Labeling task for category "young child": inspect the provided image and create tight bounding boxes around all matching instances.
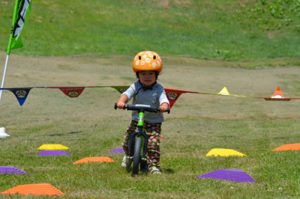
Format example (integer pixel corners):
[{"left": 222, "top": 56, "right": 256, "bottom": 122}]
[{"left": 116, "top": 51, "right": 169, "bottom": 174}]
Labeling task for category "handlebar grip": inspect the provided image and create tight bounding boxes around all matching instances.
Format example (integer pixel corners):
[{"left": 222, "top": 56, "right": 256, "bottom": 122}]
[
  {"left": 115, "top": 103, "right": 170, "bottom": 113},
  {"left": 114, "top": 103, "right": 127, "bottom": 110}
]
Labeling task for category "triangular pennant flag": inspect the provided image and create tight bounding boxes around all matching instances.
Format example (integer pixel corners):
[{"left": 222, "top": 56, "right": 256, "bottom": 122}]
[
  {"left": 54, "top": 87, "right": 85, "bottom": 98},
  {"left": 7, "top": 88, "right": 31, "bottom": 106},
  {"left": 1, "top": 183, "right": 64, "bottom": 196},
  {"left": 165, "top": 89, "right": 183, "bottom": 108},
  {"left": 164, "top": 88, "right": 198, "bottom": 108},
  {"left": 111, "top": 86, "right": 198, "bottom": 108},
  {"left": 218, "top": 87, "right": 230, "bottom": 96},
  {"left": 73, "top": 156, "right": 114, "bottom": 164},
  {"left": 111, "top": 86, "right": 129, "bottom": 94},
  {"left": 206, "top": 148, "right": 246, "bottom": 157},
  {"left": 264, "top": 86, "right": 291, "bottom": 101}
]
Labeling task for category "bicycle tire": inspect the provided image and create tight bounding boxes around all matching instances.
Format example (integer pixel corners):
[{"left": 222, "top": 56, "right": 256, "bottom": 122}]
[
  {"left": 126, "top": 157, "right": 132, "bottom": 172},
  {"left": 132, "top": 136, "right": 142, "bottom": 176}
]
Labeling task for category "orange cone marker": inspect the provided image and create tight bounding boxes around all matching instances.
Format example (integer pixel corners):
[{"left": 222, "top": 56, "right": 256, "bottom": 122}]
[
  {"left": 1, "top": 183, "right": 64, "bottom": 196},
  {"left": 273, "top": 143, "right": 300, "bottom": 152},
  {"left": 264, "top": 86, "right": 291, "bottom": 101},
  {"left": 73, "top": 156, "right": 114, "bottom": 164}
]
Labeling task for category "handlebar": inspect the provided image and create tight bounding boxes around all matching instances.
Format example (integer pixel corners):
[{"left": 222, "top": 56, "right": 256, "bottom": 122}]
[{"left": 114, "top": 103, "right": 170, "bottom": 114}]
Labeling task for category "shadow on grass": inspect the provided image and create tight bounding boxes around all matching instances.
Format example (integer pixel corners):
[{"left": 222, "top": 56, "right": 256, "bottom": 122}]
[
  {"left": 48, "top": 131, "right": 82, "bottom": 136},
  {"left": 162, "top": 168, "right": 175, "bottom": 174}
]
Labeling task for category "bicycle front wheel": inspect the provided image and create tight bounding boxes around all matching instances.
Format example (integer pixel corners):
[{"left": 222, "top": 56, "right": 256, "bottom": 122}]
[{"left": 132, "top": 136, "right": 142, "bottom": 176}]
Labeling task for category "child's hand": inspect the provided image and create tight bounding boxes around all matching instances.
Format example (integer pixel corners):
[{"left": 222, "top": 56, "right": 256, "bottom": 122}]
[
  {"left": 160, "top": 103, "right": 169, "bottom": 112},
  {"left": 116, "top": 94, "right": 128, "bottom": 109},
  {"left": 117, "top": 101, "right": 126, "bottom": 109}
]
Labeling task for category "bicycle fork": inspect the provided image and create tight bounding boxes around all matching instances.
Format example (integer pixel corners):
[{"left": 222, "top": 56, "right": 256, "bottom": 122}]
[
  {"left": 136, "top": 111, "right": 148, "bottom": 163},
  {"left": 128, "top": 128, "right": 149, "bottom": 162}
]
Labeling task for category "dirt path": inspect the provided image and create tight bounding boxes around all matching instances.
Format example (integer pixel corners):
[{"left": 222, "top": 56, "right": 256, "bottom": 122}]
[{"left": 1, "top": 53, "right": 299, "bottom": 98}]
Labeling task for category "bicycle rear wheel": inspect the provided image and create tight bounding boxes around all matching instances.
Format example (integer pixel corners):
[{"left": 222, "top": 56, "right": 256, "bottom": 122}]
[{"left": 132, "top": 136, "right": 142, "bottom": 176}]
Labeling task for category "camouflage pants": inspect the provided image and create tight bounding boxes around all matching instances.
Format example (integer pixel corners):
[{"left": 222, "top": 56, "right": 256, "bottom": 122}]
[{"left": 122, "top": 120, "right": 162, "bottom": 168}]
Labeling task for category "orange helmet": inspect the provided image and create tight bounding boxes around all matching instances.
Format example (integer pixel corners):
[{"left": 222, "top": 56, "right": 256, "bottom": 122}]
[{"left": 132, "top": 51, "right": 163, "bottom": 73}]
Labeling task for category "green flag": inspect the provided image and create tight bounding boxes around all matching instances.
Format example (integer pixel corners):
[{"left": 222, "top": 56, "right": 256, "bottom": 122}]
[{"left": 6, "top": 0, "right": 31, "bottom": 55}]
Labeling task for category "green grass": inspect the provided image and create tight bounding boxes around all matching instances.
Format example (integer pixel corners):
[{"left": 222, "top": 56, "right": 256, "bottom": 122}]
[
  {"left": 1, "top": 94, "right": 300, "bottom": 198},
  {"left": 0, "top": 0, "right": 300, "bottom": 64}
]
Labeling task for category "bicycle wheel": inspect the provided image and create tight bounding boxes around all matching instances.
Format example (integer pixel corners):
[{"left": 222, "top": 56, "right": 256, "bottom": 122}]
[
  {"left": 126, "top": 135, "right": 135, "bottom": 172},
  {"left": 132, "top": 136, "right": 142, "bottom": 176},
  {"left": 125, "top": 156, "right": 132, "bottom": 172}
]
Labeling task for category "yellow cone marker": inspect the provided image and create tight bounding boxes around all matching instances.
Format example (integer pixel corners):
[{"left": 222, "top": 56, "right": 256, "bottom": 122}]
[
  {"left": 206, "top": 148, "right": 246, "bottom": 157},
  {"left": 38, "top": 144, "right": 69, "bottom": 151},
  {"left": 218, "top": 87, "right": 230, "bottom": 96}
]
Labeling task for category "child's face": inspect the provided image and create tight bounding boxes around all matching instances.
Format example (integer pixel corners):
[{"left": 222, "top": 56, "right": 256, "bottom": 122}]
[{"left": 138, "top": 71, "right": 156, "bottom": 86}]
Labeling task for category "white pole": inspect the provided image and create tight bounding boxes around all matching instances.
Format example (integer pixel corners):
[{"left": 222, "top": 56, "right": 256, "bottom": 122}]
[{"left": 0, "top": 54, "right": 10, "bottom": 101}]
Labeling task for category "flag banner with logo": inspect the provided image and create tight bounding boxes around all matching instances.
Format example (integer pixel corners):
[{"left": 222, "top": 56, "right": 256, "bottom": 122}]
[{"left": 6, "top": 0, "right": 32, "bottom": 54}]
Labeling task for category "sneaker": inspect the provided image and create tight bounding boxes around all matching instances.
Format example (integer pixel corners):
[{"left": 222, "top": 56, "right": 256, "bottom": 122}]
[
  {"left": 149, "top": 166, "right": 161, "bottom": 174},
  {"left": 121, "top": 156, "right": 127, "bottom": 168}
]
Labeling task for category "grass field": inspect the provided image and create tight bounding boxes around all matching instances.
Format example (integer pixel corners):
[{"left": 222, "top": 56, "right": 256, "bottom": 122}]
[
  {"left": 1, "top": 0, "right": 300, "bottom": 64},
  {"left": 0, "top": 0, "right": 300, "bottom": 198}
]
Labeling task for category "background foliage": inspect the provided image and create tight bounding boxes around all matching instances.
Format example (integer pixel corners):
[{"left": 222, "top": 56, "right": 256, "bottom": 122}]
[{"left": 0, "top": 0, "right": 299, "bottom": 62}]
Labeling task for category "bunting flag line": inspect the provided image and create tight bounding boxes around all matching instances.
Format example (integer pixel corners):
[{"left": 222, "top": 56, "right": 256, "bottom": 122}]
[
  {"left": 0, "top": 85, "right": 299, "bottom": 107},
  {"left": 111, "top": 86, "right": 199, "bottom": 108}
]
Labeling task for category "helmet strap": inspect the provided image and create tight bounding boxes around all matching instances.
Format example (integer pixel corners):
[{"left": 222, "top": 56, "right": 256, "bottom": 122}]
[{"left": 138, "top": 80, "right": 157, "bottom": 90}]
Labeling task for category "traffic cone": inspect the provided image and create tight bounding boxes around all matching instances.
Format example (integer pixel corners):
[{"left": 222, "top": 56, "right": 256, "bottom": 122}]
[
  {"left": 264, "top": 86, "right": 291, "bottom": 101},
  {"left": 271, "top": 86, "right": 284, "bottom": 98},
  {"left": 218, "top": 87, "right": 230, "bottom": 96}
]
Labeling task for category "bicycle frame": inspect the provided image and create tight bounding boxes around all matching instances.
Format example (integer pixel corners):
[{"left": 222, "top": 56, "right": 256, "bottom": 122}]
[
  {"left": 114, "top": 103, "right": 169, "bottom": 176},
  {"left": 128, "top": 111, "right": 148, "bottom": 165}
]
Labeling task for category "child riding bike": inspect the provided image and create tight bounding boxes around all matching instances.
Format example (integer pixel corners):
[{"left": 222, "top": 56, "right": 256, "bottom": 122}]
[{"left": 116, "top": 51, "right": 169, "bottom": 174}]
